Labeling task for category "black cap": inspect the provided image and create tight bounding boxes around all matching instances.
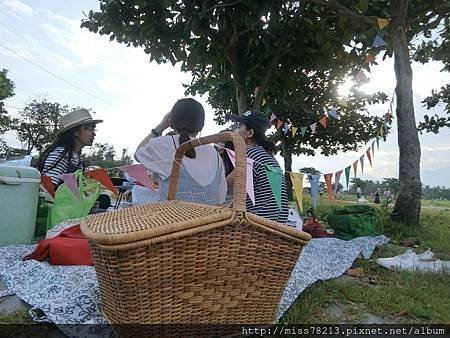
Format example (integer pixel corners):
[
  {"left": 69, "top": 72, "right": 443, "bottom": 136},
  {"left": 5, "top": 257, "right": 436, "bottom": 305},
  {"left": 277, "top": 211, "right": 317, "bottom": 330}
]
[{"left": 230, "top": 110, "right": 271, "bottom": 133}]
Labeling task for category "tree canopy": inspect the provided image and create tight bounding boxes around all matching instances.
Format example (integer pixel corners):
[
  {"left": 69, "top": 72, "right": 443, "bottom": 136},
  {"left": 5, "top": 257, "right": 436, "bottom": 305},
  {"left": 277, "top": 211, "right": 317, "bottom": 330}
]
[
  {"left": 13, "top": 98, "right": 69, "bottom": 154},
  {"left": 83, "top": 142, "right": 134, "bottom": 169},
  {"left": 82, "top": 0, "right": 378, "bottom": 113},
  {"left": 0, "top": 69, "right": 15, "bottom": 157}
]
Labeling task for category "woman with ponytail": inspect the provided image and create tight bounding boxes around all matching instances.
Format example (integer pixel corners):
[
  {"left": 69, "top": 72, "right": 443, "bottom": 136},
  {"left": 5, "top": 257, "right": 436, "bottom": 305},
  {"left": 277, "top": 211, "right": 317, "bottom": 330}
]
[
  {"left": 229, "top": 110, "right": 289, "bottom": 223},
  {"left": 135, "top": 98, "right": 227, "bottom": 205}
]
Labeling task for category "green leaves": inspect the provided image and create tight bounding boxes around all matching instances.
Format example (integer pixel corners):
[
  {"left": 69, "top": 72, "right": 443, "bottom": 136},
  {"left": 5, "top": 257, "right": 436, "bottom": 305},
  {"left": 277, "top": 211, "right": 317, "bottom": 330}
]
[
  {"left": 0, "top": 69, "right": 14, "bottom": 102},
  {"left": 358, "top": 0, "right": 369, "bottom": 13}
]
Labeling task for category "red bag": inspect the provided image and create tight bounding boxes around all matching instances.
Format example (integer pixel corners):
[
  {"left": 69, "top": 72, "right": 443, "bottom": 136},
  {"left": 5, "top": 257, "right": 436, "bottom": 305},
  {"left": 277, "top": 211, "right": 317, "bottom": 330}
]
[
  {"left": 303, "top": 217, "right": 331, "bottom": 238},
  {"left": 23, "top": 225, "right": 93, "bottom": 266}
]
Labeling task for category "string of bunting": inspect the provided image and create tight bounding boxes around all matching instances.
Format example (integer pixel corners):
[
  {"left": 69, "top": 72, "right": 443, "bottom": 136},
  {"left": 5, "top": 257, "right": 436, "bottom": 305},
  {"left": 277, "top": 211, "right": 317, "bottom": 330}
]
[
  {"left": 289, "top": 91, "right": 394, "bottom": 212},
  {"left": 259, "top": 17, "right": 391, "bottom": 138},
  {"left": 53, "top": 99, "right": 392, "bottom": 210}
]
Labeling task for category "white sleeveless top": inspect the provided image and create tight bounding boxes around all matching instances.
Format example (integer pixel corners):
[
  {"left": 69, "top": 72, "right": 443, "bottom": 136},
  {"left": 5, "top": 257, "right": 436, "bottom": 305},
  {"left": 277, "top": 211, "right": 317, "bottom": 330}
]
[{"left": 135, "top": 135, "right": 227, "bottom": 204}]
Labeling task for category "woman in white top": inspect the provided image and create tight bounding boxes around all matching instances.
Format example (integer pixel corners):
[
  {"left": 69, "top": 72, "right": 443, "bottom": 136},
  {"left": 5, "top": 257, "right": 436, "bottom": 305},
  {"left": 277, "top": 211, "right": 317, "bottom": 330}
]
[{"left": 135, "top": 98, "right": 227, "bottom": 205}]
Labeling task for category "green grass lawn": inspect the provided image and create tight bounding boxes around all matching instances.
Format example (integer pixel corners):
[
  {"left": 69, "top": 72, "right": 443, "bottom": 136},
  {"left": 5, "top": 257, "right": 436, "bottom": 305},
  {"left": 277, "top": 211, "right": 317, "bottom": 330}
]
[
  {"left": 421, "top": 199, "right": 450, "bottom": 208},
  {"left": 282, "top": 198, "right": 450, "bottom": 324},
  {"left": 1, "top": 197, "right": 449, "bottom": 325}
]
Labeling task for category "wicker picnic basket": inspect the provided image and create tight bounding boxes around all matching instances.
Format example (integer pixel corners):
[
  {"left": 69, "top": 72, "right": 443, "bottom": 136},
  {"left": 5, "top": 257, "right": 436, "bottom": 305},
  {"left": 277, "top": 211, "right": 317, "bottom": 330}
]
[{"left": 81, "top": 132, "right": 311, "bottom": 333}]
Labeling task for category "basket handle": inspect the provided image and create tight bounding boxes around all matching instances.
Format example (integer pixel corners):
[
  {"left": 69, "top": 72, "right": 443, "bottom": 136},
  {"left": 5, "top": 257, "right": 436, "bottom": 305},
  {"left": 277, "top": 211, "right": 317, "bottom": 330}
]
[{"left": 167, "top": 132, "right": 248, "bottom": 213}]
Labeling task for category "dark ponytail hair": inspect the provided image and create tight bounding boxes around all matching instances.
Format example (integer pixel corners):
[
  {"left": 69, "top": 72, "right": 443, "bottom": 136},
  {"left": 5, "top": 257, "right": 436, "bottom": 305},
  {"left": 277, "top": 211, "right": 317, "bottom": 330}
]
[
  {"left": 37, "top": 126, "right": 80, "bottom": 172},
  {"left": 170, "top": 98, "right": 205, "bottom": 159},
  {"left": 250, "top": 128, "right": 276, "bottom": 154}
]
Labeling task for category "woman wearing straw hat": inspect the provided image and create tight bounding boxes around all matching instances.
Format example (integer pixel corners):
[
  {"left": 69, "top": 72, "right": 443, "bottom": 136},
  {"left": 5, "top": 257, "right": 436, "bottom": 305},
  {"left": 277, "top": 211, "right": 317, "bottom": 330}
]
[{"left": 37, "top": 109, "right": 103, "bottom": 188}]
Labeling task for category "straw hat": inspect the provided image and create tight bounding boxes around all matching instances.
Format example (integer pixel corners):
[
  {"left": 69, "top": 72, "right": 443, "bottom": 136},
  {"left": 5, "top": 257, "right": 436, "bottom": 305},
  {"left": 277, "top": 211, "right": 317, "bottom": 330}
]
[{"left": 58, "top": 109, "right": 103, "bottom": 135}]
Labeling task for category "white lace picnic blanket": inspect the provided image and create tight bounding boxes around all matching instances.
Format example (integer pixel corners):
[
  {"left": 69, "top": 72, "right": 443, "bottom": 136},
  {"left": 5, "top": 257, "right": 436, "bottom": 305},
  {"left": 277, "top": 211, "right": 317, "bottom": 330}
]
[{"left": 0, "top": 228, "right": 388, "bottom": 337}]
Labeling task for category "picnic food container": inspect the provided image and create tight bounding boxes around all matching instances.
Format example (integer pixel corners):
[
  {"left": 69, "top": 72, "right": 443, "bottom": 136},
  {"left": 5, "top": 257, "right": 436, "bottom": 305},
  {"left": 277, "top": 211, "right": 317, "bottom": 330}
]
[
  {"left": 0, "top": 165, "right": 41, "bottom": 245},
  {"left": 81, "top": 132, "right": 311, "bottom": 332}
]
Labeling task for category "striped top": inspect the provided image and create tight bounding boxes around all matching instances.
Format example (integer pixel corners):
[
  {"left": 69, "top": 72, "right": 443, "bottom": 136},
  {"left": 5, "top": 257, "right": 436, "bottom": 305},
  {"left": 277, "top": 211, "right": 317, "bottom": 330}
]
[
  {"left": 246, "top": 145, "right": 288, "bottom": 223},
  {"left": 41, "top": 146, "right": 84, "bottom": 185}
]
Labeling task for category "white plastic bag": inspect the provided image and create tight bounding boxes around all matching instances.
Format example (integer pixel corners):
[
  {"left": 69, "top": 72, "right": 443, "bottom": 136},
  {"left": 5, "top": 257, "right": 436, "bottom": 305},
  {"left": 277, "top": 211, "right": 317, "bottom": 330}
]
[{"left": 0, "top": 155, "right": 33, "bottom": 167}]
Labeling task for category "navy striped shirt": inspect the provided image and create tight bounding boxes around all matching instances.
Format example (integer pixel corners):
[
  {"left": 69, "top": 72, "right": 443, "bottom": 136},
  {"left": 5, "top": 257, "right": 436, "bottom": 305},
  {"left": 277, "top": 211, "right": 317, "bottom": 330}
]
[
  {"left": 42, "top": 147, "right": 83, "bottom": 185},
  {"left": 246, "top": 146, "right": 288, "bottom": 223}
]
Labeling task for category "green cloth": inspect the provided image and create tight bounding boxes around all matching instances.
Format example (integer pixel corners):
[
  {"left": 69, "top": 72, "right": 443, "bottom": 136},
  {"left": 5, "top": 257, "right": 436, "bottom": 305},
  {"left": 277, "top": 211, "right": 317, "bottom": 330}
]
[
  {"left": 328, "top": 205, "right": 383, "bottom": 240},
  {"left": 264, "top": 164, "right": 283, "bottom": 210},
  {"left": 345, "top": 166, "right": 351, "bottom": 189}
]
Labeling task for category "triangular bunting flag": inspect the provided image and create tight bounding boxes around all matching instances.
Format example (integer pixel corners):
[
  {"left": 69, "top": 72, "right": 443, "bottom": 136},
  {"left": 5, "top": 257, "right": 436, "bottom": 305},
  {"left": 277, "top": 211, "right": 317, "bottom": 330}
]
[
  {"left": 364, "top": 53, "right": 376, "bottom": 64},
  {"left": 329, "top": 107, "right": 338, "bottom": 118},
  {"left": 290, "top": 172, "right": 304, "bottom": 212},
  {"left": 254, "top": 87, "right": 259, "bottom": 96},
  {"left": 338, "top": 98, "right": 347, "bottom": 107},
  {"left": 269, "top": 113, "right": 277, "bottom": 123},
  {"left": 308, "top": 174, "right": 321, "bottom": 210},
  {"left": 334, "top": 170, "right": 343, "bottom": 196},
  {"left": 345, "top": 166, "right": 351, "bottom": 189},
  {"left": 324, "top": 173, "right": 333, "bottom": 200},
  {"left": 276, "top": 119, "right": 283, "bottom": 129},
  {"left": 310, "top": 123, "right": 317, "bottom": 134},
  {"left": 360, "top": 155, "right": 365, "bottom": 174},
  {"left": 380, "top": 124, "right": 385, "bottom": 138},
  {"left": 86, "top": 169, "right": 119, "bottom": 196},
  {"left": 265, "top": 164, "right": 283, "bottom": 210},
  {"left": 120, "top": 164, "right": 153, "bottom": 190},
  {"left": 291, "top": 126, "right": 298, "bottom": 137},
  {"left": 41, "top": 175, "right": 55, "bottom": 198},
  {"left": 355, "top": 70, "right": 369, "bottom": 83},
  {"left": 376, "top": 136, "right": 380, "bottom": 150},
  {"left": 283, "top": 124, "right": 290, "bottom": 135},
  {"left": 264, "top": 105, "right": 273, "bottom": 114},
  {"left": 372, "top": 35, "right": 387, "bottom": 48},
  {"left": 371, "top": 141, "right": 375, "bottom": 159},
  {"left": 319, "top": 116, "right": 327, "bottom": 128},
  {"left": 377, "top": 18, "right": 390, "bottom": 30},
  {"left": 225, "top": 149, "right": 255, "bottom": 205},
  {"left": 262, "top": 98, "right": 267, "bottom": 107},
  {"left": 301, "top": 126, "right": 307, "bottom": 137},
  {"left": 353, "top": 161, "right": 358, "bottom": 178},
  {"left": 366, "top": 148, "right": 373, "bottom": 167},
  {"left": 60, "top": 173, "right": 80, "bottom": 199},
  {"left": 376, "top": 28, "right": 388, "bottom": 39}
]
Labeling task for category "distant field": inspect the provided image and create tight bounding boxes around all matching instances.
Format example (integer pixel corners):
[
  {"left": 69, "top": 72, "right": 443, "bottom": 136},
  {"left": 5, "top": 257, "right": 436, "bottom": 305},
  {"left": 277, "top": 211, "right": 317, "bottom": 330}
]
[{"left": 421, "top": 199, "right": 450, "bottom": 208}]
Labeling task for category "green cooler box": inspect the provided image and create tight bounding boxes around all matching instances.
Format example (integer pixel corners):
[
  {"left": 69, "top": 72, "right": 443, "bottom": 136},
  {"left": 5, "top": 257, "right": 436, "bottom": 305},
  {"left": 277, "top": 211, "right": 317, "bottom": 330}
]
[{"left": 0, "top": 165, "right": 41, "bottom": 245}]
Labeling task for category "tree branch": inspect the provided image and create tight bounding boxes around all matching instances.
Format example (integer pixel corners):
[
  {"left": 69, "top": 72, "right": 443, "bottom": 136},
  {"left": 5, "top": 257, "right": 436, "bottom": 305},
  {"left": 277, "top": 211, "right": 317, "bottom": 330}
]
[
  {"left": 200, "top": 0, "right": 243, "bottom": 16},
  {"left": 254, "top": 5, "right": 304, "bottom": 110}
]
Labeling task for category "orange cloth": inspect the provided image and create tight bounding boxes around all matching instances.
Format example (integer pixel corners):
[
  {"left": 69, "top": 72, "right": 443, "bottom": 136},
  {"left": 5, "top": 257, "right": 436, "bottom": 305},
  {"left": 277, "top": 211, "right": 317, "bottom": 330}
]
[{"left": 41, "top": 175, "right": 55, "bottom": 198}]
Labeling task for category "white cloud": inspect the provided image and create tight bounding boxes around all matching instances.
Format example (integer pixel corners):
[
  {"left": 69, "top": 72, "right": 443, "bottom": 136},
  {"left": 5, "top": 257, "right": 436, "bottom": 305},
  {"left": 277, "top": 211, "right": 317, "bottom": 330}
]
[{"left": 3, "top": 0, "right": 34, "bottom": 18}]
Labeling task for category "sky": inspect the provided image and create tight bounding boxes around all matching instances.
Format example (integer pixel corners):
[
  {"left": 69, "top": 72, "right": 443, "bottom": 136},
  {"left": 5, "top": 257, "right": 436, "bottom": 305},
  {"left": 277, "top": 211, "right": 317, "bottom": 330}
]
[{"left": 1, "top": 0, "right": 449, "bottom": 187}]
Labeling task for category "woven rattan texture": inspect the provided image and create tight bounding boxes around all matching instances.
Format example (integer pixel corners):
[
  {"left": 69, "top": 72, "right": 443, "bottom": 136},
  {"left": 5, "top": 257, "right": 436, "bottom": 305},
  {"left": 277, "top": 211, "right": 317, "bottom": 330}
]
[
  {"left": 84, "top": 201, "right": 230, "bottom": 236},
  {"left": 91, "top": 222, "right": 303, "bottom": 326}
]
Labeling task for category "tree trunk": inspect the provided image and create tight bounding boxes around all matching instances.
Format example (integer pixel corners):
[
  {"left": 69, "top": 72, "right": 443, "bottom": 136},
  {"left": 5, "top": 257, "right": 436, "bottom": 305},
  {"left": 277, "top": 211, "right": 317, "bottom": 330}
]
[
  {"left": 390, "top": 0, "right": 422, "bottom": 225},
  {"left": 235, "top": 80, "right": 249, "bottom": 115},
  {"left": 227, "top": 34, "right": 250, "bottom": 115},
  {"left": 280, "top": 136, "right": 294, "bottom": 200}
]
